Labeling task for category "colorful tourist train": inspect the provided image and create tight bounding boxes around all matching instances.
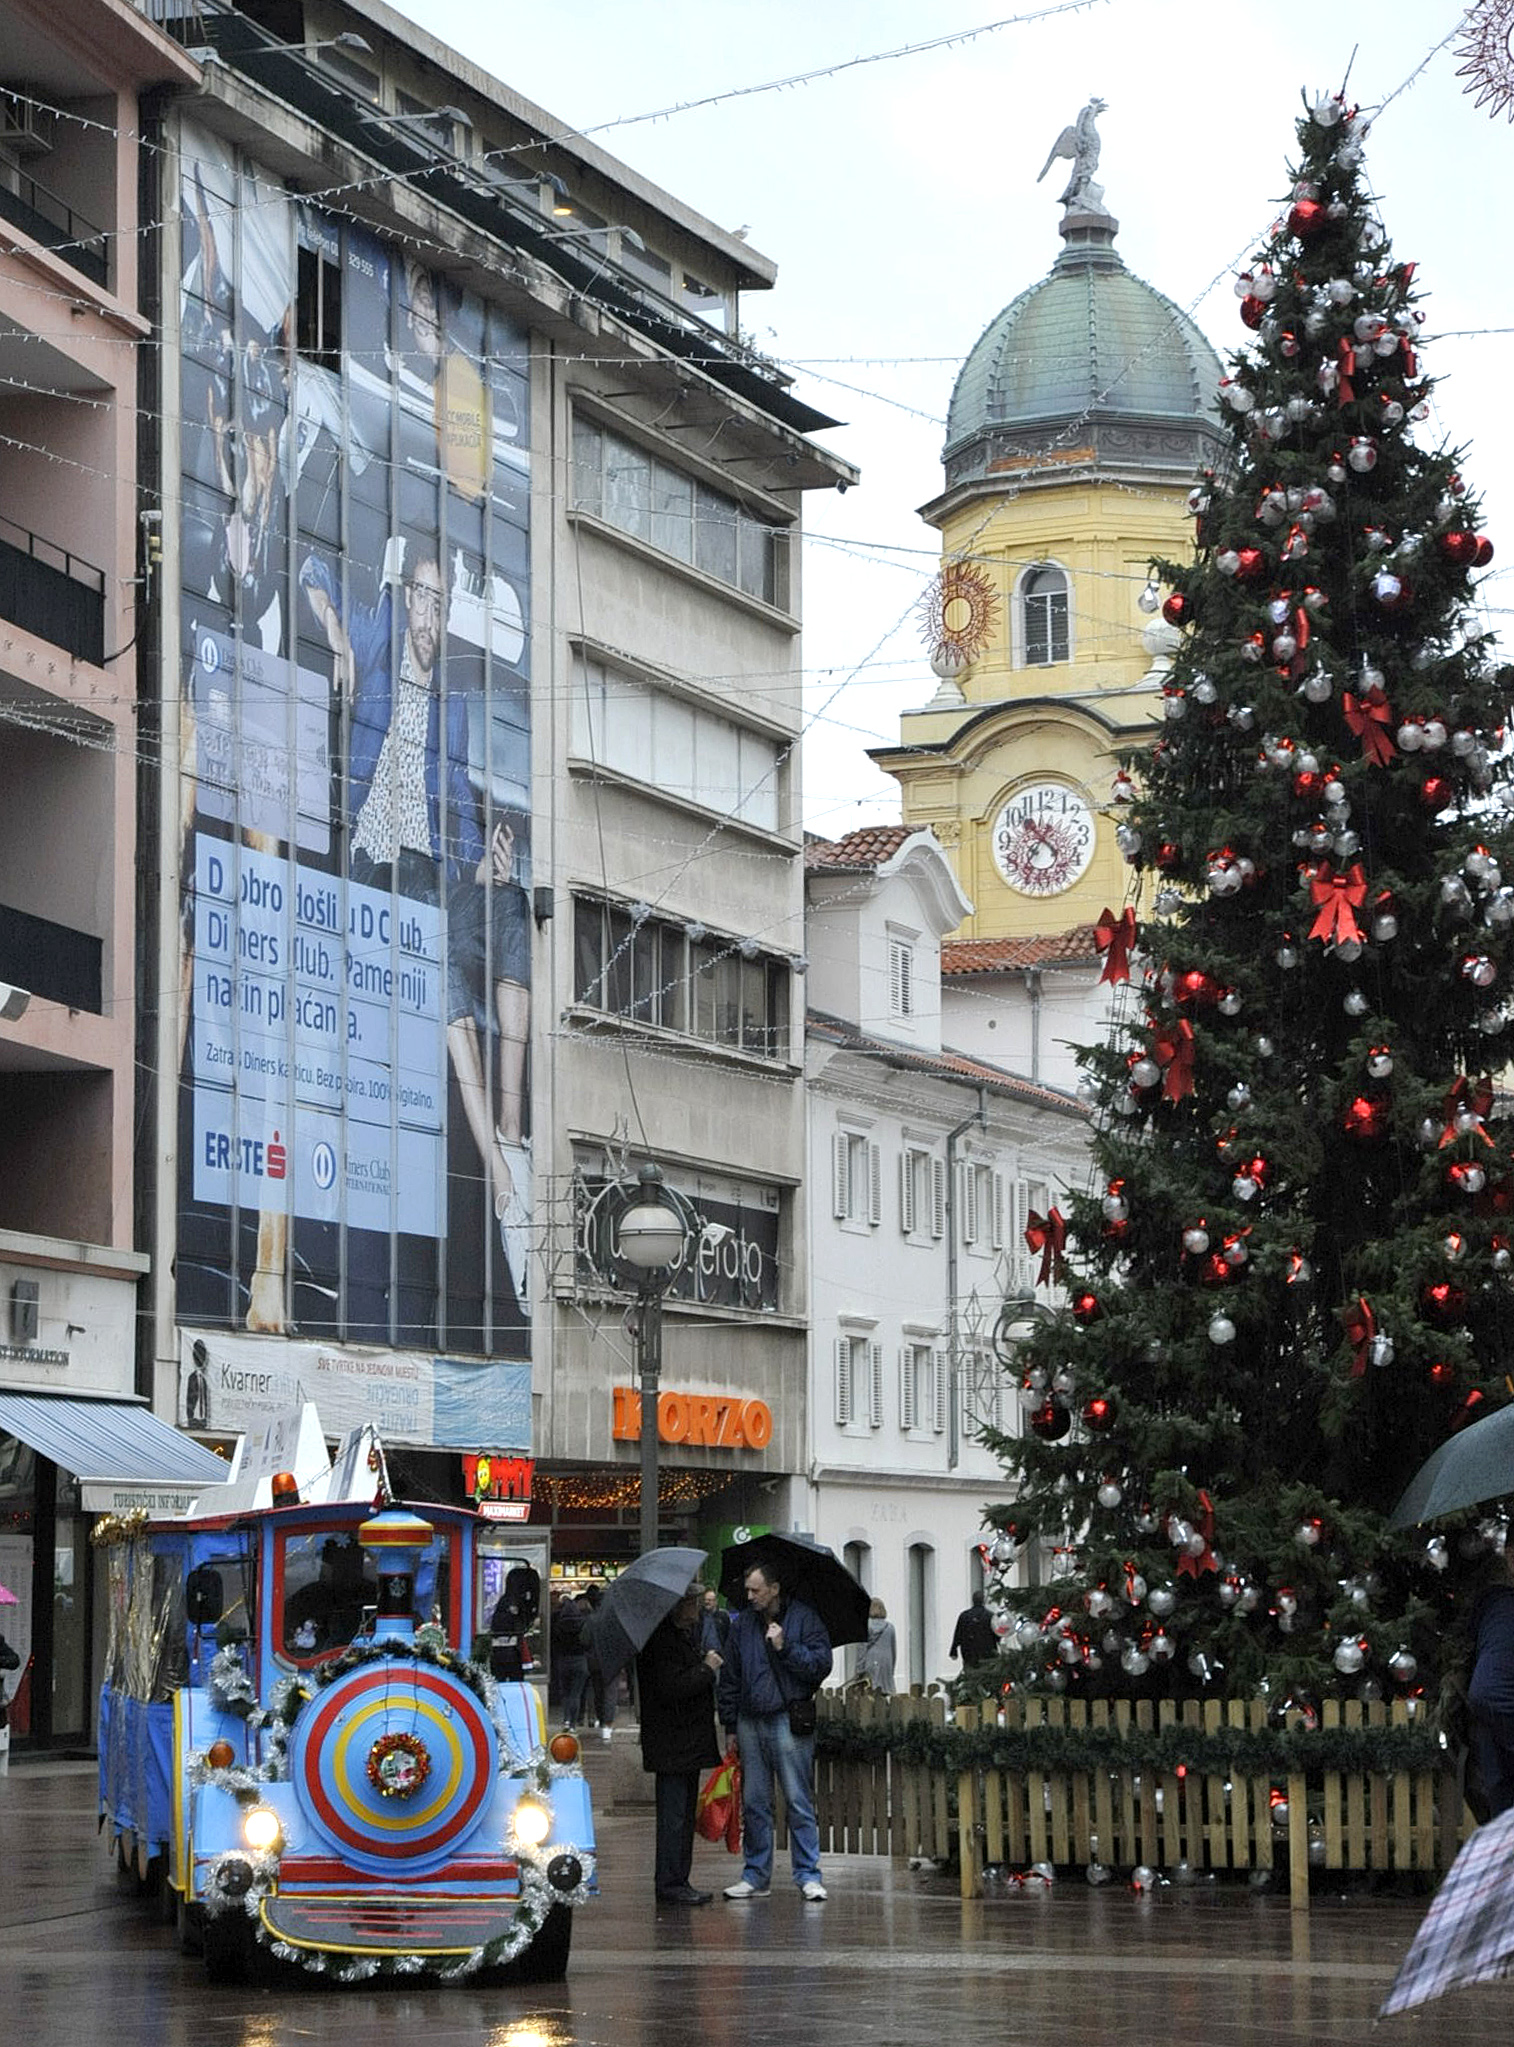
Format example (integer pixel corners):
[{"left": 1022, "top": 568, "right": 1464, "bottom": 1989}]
[{"left": 96, "top": 1435, "right": 593, "bottom": 1982}]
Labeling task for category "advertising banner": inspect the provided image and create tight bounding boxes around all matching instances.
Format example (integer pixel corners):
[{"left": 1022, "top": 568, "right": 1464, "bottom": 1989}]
[
  {"left": 178, "top": 1330, "right": 530, "bottom": 1451},
  {"left": 174, "top": 124, "right": 533, "bottom": 1397}
]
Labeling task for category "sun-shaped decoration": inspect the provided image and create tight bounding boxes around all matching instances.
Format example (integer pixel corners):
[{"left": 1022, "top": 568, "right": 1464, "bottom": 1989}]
[
  {"left": 1457, "top": 0, "right": 1514, "bottom": 120},
  {"left": 918, "top": 558, "right": 1000, "bottom": 674}
]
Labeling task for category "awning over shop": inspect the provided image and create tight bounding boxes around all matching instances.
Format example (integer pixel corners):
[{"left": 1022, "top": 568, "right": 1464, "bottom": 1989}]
[{"left": 0, "top": 1391, "right": 231, "bottom": 1487}]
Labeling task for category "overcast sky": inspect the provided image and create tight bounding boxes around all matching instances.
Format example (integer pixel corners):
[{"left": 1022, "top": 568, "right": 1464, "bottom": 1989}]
[{"left": 422, "top": 0, "right": 1514, "bottom": 837}]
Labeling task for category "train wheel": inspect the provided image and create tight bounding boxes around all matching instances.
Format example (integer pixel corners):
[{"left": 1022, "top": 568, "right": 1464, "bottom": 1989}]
[
  {"left": 502, "top": 1903, "right": 572, "bottom": 1984},
  {"left": 202, "top": 1910, "right": 256, "bottom": 1984}
]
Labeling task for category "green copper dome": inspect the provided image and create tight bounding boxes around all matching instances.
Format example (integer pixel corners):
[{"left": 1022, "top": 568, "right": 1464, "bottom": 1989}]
[{"left": 943, "top": 218, "right": 1226, "bottom": 490}]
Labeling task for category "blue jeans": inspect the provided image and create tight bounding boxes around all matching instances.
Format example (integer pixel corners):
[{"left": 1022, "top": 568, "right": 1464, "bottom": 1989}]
[{"left": 737, "top": 1710, "right": 821, "bottom": 1890}]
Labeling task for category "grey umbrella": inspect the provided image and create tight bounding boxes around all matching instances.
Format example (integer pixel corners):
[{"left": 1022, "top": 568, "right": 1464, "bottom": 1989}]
[
  {"left": 1389, "top": 1403, "right": 1514, "bottom": 1528},
  {"left": 584, "top": 1545, "right": 708, "bottom": 1683}
]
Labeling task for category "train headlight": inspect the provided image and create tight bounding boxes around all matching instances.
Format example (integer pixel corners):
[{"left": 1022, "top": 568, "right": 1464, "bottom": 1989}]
[
  {"left": 242, "top": 1804, "right": 283, "bottom": 1854},
  {"left": 512, "top": 1794, "right": 553, "bottom": 1848}
]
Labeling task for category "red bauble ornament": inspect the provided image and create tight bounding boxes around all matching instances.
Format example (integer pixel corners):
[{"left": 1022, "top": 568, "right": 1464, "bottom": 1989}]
[
  {"left": 1155, "top": 839, "right": 1182, "bottom": 870},
  {"left": 1439, "top": 530, "right": 1479, "bottom": 567},
  {"left": 1422, "top": 1281, "right": 1468, "bottom": 1325},
  {"left": 1029, "top": 1397, "right": 1072, "bottom": 1441},
  {"left": 1428, "top": 1359, "right": 1457, "bottom": 1389},
  {"left": 1072, "top": 1291, "right": 1102, "bottom": 1324},
  {"left": 1453, "top": 1389, "right": 1487, "bottom": 1431},
  {"left": 1288, "top": 198, "right": 1327, "bottom": 239},
  {"left": 1235, "top": 546, "right": 1266, "bottom": 582},
  {"left": 1475, "top": 537, "right": 1495, "bottom": 568},
  {"left": 1201, "top": 1252, "right": 1231, "bottom": 1288},
  {"left": 1240, "top": 294, "right": 1266, "bottom": 330},
  {"left": 1162, "top": 592, "right": 1189, "bottom": 627},
  {"left": 1174, "top": 968, "right": 1219, "bottom": 1007},
  {"left": 1420, "top": 775, "right": 1452, "bottom": 809},
  {"left": 1342, "top": 1095, "right": 1388, "bottom": 1142},
  {"left": 1082, "top": 1396, "right": 1116, "bottom": 1432}
]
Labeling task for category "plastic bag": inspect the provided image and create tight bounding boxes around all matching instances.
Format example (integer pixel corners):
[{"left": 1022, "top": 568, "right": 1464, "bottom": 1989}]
[{"left": 695, "top": 1756, "right": 742, "bottom": 1851}]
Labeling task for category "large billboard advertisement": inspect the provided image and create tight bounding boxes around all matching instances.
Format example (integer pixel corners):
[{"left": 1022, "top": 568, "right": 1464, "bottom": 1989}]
[{"left": 174, "top": 125, "right": 532, "bottom": 1386}]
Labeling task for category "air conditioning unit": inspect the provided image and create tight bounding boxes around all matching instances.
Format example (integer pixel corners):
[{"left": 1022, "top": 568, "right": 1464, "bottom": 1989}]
[{"left": 0, "top": 94, "right": 55, "bottom": 157}]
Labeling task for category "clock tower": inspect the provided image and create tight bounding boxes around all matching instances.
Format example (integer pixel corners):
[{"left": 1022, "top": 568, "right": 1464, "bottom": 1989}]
[{"left": 871, "top": 108, "right": 1227, "bottom": 943}]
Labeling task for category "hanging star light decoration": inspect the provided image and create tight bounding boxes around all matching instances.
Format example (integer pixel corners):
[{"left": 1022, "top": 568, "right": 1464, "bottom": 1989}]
[{"left": 1457, "top": 0, "right": 1514, "bottom": 121}]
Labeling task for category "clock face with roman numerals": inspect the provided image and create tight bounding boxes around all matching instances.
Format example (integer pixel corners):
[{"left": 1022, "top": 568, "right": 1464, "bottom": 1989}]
[{"left": 992, "top": 782, "right": 1096, "bottom": 897}]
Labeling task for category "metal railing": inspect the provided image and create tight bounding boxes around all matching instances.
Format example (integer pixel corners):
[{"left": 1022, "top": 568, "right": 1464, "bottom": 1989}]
[{"left": 0, "top": 169, "right": 107, "bottom": 287}]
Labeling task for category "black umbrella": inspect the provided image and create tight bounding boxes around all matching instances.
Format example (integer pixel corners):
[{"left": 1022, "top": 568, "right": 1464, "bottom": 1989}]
[
  {"left": 1389, "top": 1403, "right": 1514, "bottom": 1528},
  {"left": 719, "top": 1531, "right": 871, "bottom": 1647},
  {"left": 584, "top": 1545, "right": 708, "bottom": 1684}
]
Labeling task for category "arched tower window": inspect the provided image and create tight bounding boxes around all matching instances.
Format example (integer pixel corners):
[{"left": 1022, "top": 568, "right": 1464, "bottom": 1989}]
[{"left": 1021, "top": 563, "right": 1070, "bottom": 667}]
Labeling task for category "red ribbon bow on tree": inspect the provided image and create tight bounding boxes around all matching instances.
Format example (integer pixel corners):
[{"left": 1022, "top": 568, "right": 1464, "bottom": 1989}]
[
  {"left": 1024, "top": 1206, "right": 1068, "bottom": 1285},
  {"left": 1307, "top": 860, "right": 1367, "bottom": 945},
  {"left": 1440, "top": 1073, "right": 1496, "bottom": 1149},
  {"left": 1336, "top": 336, "right": 1356, "bottom": 405},
  {"left": 1342, "top": 685, "right": 1396, "bottom": 766},
  {"left": 1095, "top": 905, "right": 1138, "bottom": 986},
  {"left": 1342, "top": 1296, "right": 1376, "bottom": 1377},
  {"left": 1176, "top": 1490, "right": 1217, "bottom": 1578},
  {"left": 1152, "top": 1020, "right": 1196, "bottom": 1101}
]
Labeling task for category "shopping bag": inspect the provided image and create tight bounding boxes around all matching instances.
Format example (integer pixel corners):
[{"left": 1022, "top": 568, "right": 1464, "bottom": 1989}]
[
  {"left": 695, "top": 1758, "right": 736, "bottom": 1843},
  {"left": 724, "top": 1759, "right": 742, "bottom": 1853}
]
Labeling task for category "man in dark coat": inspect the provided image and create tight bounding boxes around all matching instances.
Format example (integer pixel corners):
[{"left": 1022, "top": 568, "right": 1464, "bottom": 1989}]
[
  {"left": 636, "top": 1586, "right": 723, "bottom": 1905},
  {"left": 949, "top": 1590, "right": 999, "bottom": 1667}
]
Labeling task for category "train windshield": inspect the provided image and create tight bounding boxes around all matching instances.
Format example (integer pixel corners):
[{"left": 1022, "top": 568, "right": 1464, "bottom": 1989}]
[{"left": 278, "top": 1525, "right": 454, "bottom": 1660}]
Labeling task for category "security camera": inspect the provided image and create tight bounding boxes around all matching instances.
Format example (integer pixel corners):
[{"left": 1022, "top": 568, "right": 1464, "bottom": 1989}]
[{"left": 836, "top": 479, "right": 850, "bottom": 495}]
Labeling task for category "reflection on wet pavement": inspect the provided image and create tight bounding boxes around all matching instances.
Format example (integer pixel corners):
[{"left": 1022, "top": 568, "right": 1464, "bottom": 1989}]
[{"left": 1, "top": 1759, "right": 1503, "bottom": 2044}]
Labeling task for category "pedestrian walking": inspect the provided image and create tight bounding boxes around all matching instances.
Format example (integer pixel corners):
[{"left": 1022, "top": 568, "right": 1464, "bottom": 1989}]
[
  {"left": 716, "top": 1560, "right": 832, "bottom": 1901},
  {"left": 552, "top": 1593, "right": 591, "bottom": 1729},
  {"left": 1468, "top": 1544, "right": 1514, "bottom": 1819},
  {"left": 948, "top": 1590, "right": 998, "bottom": 1667},
  {"left": 636, "top": 1584, "right": 722, "bottom": 1906},
  {"left": 583, "top": 1582, "right": 618, "bottom": 1742},
  {"left": 856, "top": 1598, "right": 896, "bottom": 1692},
  {"left": 701, "top": 1586, "right": 731, "bottom": 1656}
]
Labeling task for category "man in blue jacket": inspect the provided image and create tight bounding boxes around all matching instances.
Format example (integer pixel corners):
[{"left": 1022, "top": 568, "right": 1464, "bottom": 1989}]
[{"left": 716, "top": 1560, "right": 832, "bottom": 1901}]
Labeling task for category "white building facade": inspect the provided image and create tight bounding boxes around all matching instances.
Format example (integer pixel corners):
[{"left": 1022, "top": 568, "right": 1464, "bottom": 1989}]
[{"left": 802, "top": 828, "right": 1089, "bottom": 1686}]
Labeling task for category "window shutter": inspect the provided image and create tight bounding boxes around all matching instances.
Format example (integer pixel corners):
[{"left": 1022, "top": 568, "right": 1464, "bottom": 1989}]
[
  {"left": 889, "top": 943, "right": 902, "bottom": 1016},
  {"left": 868, "top": 1142, "right": 882, "bottom": 1226},
  {"left": 835, "top": 1337, "right": 853, "bottom": 1426},
  {"left": 898, "top": 944, "right": 912, "bottom": 1017},
  {"left": 900, "top": 1150, "right": 916, "bottom": 1237},
  {"left": 962, "top": 1162, "right": 979, "bottom": 1245},
  {"left": 899, "top": 1347, "right": 917, "bottom": 1431},
  {"left": 931, "top": 1157, "right": 947, "bottom": 1239},
  {"left": 933, "top": 1349, "right": 950, "bottom": 1433},
  {"left": 832, "top": 1133, "right": 849, "bottom": 1220},
  {"left": 868, "top": 1343, "right": 884, "bottom": 1428},
  {"left": 991, "top": 1172, "right": 1006, "bottom": 1250}
]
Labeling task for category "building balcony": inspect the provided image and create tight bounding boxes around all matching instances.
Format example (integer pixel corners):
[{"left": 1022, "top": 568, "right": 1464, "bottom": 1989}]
[
  {"left": 0, "top": 161, "right": 107, "bottom": 286},
  {"left": 0, "top": 901, "right": 101, "bottom": 1013},
  {"left": 0, "top": 515, "right": 105, "bottom": 666}
]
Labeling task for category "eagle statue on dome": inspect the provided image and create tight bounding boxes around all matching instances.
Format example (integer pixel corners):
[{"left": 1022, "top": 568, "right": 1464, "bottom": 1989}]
[{"left": 1037, "top": 97, "right": 1111, "bottom": 217}]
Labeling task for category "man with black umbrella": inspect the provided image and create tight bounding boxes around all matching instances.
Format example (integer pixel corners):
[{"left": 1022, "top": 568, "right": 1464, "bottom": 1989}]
[{"left": 716, "top": 1560, "right": 832, "bottom": 1901}]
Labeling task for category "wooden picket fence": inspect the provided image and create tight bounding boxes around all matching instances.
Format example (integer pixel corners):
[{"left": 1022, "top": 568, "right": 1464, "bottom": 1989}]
[{"left": 812, "top": 1689, "right": 1474, "bottom": 1910}]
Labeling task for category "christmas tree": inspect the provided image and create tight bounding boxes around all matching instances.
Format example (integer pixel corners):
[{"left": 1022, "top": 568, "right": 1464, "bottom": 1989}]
[{"left": 981, "top": 92, "right": 1513, "bottom": 1714}]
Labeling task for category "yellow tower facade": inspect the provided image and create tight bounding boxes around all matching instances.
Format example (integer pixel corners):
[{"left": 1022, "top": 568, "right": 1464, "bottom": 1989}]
[{"left": 873, "top": 168, "right": 1228, "bottom": 943}]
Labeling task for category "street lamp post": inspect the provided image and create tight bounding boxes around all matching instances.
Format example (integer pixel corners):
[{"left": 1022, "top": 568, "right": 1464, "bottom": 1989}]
[{"left": 616, "top": 1162, "right": 686, "bottom": 1555}]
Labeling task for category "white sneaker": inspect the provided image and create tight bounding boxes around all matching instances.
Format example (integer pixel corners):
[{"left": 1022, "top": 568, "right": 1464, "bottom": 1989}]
[
  {"left": 600, "top": 1724, "right": 613, "bottom": 1743},
  {"left": 495, "top": 1140, "right": 532, "bottom": 1308},
  {"left": 723, "top": 1879, "right": 770, "bottom": 1899},
  {"left": 801, "top": 1881, "right": 827, "bottom": 1901}
]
